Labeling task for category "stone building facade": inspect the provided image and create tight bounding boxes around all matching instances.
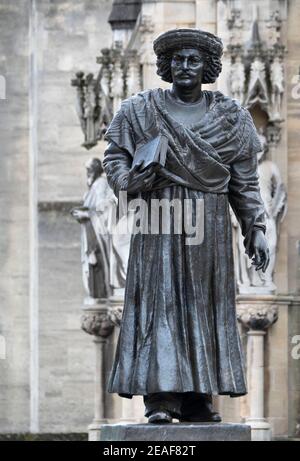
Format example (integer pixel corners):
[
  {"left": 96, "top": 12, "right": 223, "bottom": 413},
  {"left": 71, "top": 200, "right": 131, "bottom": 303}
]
[
  {"left": 0, "top": 0, "right": 299, "bottom": 440},
  {"left": 0, "top": 0, "right": 113, "bottom": 435}
]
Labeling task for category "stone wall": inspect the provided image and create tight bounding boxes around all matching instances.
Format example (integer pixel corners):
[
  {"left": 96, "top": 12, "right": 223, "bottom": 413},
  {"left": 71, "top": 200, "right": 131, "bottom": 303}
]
[
  {"left": 0, "top": 0, "right": 113, "bottom": 433},
  {"left": 286, "top": 0, "right": 300, "bottom": 438},
  {"left": 0, "top": 0, "right": 31, "bottom": 433},
  {"left": 0, "top": 0, "right": 299, "bottom": 438},
  {"left": 36, "top": 0, "right": 112, "bottom": 434}
]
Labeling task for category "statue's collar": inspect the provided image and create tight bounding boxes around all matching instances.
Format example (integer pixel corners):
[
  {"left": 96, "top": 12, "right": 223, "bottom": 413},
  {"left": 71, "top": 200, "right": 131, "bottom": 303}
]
[
  {"left": 151, "top": 88, "right": 223, "bottom": 130},
  {"left": 149, "top": 87, "right": 242, "bottom": 133}
]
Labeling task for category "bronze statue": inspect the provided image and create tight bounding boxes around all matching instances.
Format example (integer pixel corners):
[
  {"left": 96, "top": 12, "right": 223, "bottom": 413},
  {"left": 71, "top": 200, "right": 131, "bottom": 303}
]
[{"left": 102, "top": 28, "right": 269, "bottom": 424}]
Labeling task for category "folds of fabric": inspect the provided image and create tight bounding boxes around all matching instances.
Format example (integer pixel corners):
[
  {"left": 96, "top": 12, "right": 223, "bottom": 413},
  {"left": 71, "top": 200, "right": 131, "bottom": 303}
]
[
  {"left": 103, "top": 89, "right": 265, "bottom": 398},
  {"left": 103, "top": 88, "right": 266, "bottom": 252},
  {"left": 107, "top": 186, "right": 247, "bottom": 397}
]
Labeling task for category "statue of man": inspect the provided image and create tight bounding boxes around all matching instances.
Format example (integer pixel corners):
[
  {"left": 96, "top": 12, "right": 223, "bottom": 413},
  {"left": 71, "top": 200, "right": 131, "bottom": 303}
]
[
  {"left": 71, "top": 158, "right": 114, "bottom": 299},
  {"left": 103, "top": 28, "right": 269, "bottom": 424}
]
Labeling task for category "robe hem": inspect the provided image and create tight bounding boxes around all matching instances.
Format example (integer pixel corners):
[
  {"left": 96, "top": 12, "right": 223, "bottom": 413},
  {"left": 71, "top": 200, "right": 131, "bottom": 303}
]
[{"left": 109, "top": 390, "right": 247, "bottom": 399}]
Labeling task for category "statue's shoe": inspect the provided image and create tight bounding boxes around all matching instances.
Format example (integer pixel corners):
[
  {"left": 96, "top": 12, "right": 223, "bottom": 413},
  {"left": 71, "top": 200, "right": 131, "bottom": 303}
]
[
  {"left": 179, "top": 393, "right": 222, "bottom": 423},
  {"left": 148, "top": 410, "right": 173, "bottom": 424}
]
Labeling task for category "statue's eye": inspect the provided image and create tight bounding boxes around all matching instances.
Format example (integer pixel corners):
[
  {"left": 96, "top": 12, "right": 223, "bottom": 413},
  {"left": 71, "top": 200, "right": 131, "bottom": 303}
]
[{"left": 190, "top": 57, "right": 201, "bottom": 65}]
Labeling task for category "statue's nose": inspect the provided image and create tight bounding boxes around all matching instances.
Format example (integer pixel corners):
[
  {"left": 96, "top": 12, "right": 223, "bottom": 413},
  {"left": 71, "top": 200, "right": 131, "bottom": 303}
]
[{"left": 182, "top": 59, "right": 188, "bottom": 69}]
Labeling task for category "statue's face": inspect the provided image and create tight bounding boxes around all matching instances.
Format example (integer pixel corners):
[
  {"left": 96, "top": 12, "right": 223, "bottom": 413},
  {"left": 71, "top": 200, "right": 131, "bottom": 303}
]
[
  {"left": 171, "top": 48, "right": 205, "bottom": 88},
  {"left": 85, "top": 159, "right": 103, "bottom": 187},
  {"left": 86, "top": 166, "right": 96, "bottom": 187}
]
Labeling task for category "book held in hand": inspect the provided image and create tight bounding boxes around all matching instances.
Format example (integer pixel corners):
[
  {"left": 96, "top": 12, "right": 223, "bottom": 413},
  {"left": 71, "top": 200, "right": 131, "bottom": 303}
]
[{"left": 132, "top": 135, "right": 168, "bottom": 171}]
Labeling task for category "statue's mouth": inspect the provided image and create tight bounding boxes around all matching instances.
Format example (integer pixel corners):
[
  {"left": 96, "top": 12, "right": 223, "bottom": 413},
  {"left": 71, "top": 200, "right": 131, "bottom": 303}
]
[{"left": 177, "top": 74, "right": 193, "bottom": 79}]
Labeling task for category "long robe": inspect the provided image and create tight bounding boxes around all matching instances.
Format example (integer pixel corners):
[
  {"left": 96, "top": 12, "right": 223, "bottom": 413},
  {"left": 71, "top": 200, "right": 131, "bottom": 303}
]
[
  {"left": 82, "top": 176, "right": 112, "bottom": 299},
  {"left": 103, "top": 88, "right": 266, "bottom": 398}
]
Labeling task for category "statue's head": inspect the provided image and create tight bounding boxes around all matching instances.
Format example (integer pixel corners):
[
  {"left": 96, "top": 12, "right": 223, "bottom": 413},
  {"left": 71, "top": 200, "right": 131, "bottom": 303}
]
[
  {"left": 85, "top": 158, "right": 104, "bottom": 187},
  {"left": 153, "top": 28, "right": 223, "bottom": 87}
]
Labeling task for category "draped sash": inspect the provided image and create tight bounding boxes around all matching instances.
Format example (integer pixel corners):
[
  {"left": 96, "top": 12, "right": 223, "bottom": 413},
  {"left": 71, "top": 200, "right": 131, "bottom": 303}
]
[{"left": 105, "top": 88, "right": 260, "bottom": 194}]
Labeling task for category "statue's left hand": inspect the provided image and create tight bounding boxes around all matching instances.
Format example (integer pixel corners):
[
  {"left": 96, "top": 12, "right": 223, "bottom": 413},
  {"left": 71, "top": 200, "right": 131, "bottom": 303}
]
[{"left": 249, "top": 229, "right": 270, "bottom": 273}]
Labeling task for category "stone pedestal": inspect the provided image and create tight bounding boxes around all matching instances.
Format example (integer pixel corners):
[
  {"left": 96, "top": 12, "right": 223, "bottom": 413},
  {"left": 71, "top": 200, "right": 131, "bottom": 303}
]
[{"left": 99, "top": 423, "right": 251, "bottom": 441}]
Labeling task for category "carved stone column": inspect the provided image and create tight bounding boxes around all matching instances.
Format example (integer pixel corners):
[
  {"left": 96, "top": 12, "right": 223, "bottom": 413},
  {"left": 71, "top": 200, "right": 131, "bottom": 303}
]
[
  {"left": 97, "top": 48, "right": 112, "bottom": 98},
  {"left": 125, "top": 50, "right": 141, "bottom": 97},
  {"left": 111, "top": 45, "right": 124, "bottom": 114},
  {"left": 138, "top": 15, "right": 156, "bottom": 90},
  {"left": 237, "top": 297, "right": 278, "bottom": 441},
  {"left": 81, "top": 298, "right": 114, "bottom": 441}
]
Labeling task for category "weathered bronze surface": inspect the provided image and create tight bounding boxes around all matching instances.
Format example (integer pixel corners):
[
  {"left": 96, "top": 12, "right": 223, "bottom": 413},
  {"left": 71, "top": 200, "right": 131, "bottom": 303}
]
[{"left": 102, "top": 28, "right": 269, "bottom": 423}]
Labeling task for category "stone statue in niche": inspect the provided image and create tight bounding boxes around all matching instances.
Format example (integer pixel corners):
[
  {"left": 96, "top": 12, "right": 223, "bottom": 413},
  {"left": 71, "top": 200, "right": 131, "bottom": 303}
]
[
  {"left": 230, "top": 55, "right": 246, "bottom": 103},
  {"left": 270, "top": 56, "right": 284, "bottom": 122},
  {"left": 102, "top": 28, "right": 269, "bottom": 424},
  {"left": 71, "top": 158, "right": 131, "bottom": 300},
  {"left": 234, "top": 131, "right": 287, "bottom": 293},
  {"left": 71, "top": 158, "right": 115, "bottom": 300}
]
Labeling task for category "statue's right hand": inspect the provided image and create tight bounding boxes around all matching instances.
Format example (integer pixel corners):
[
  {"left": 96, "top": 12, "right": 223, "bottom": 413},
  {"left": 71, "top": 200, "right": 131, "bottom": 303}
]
[
  {"left": 124, "top": 163, "right": 156, "bottom": 194},
  {"left": 71, "top": 209, "right": 90, "bottom": 223}
]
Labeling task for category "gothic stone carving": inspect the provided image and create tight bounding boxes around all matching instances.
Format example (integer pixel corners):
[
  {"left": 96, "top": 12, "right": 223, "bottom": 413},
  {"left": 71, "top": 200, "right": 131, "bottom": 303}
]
[
  {"left": 237, "top": 303, "right": 278, "bottom": 331},
  {"left": 81, "top": 310, "right": 114, "bottom": 338}
]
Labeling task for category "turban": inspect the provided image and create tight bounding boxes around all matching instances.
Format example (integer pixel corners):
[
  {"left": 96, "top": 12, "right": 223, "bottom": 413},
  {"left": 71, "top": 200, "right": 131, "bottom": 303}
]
[{"left": 153, "top": 28, "right": 223, "bottom": 58}]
